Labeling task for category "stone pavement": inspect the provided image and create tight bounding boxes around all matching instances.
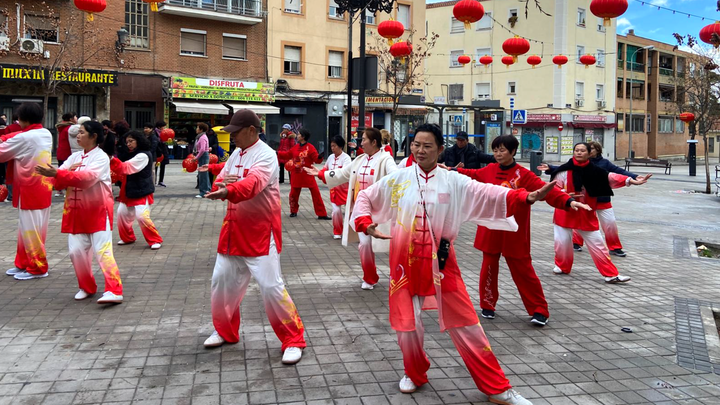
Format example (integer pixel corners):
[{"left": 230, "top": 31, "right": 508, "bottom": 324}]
[{"left": 0, "top": 161, "right": 719, "bottom": 405}]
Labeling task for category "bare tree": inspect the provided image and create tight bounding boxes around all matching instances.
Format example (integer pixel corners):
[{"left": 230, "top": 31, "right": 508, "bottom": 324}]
[{"left": 672, "top": 34, "right": 720, "bottom": 194}]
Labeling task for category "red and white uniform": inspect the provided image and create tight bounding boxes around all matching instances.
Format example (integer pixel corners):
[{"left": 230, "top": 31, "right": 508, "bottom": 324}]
[
  {"left": 319, "top": 152, "right": 351, "bottom": 237},
  {"left": 0, "top": 124, "right": 53, "bottom": 275},
  {"left": 210, "top": 140, "right": 305, "bottom": 350},
  {"left": 54, "top": 147, "right": 122, "bottom": 295},
  {"left": 397, "top": 153, "right": 416, "bottom": 168},
  {"left": 552, "top": 169, "right": 630, "bottom": 277},
  {"left": 110, "top": 155, "right": 163, "bottom": 247},
  {"left": 351, "top": 165, "right": 531, "bottom": 394},
  {"left": 277, "top": 142, "right": 327, "bottom": 216},
  {"left": 572, "top": 201, "right": 622, "bottom": 250},
  {"left": 459, "top": 163, "right": 572, "bottom": 318}
]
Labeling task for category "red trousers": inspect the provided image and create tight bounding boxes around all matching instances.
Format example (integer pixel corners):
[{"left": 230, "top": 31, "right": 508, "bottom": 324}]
[
  {"left": 480, "top": 252, "right": 549, "bottom": 317},
  {"left": 331, "top": 203, "right": 343, "bottom": 236},
  {"left": 357, "top": 231, "right": 379, "bottom": 284},
  {"left": 573, "top": 208, "right": 623, "bottom": 251},
  {"left": 397, "top": 296, "right": 512, "bottom": 395},
  {"left": 289, "top": 185, "right": 327, "bottom": 216},
  {"left": 15, "top": 208, "right": 50, "bottom": 275}
]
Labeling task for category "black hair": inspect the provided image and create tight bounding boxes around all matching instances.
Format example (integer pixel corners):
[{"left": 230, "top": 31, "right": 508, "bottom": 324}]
[
  {"left": 125, "top": 130, "right": 151, "bottom": 152},
  {"left": 363, "top": 127, "right": 382, "bottom": 148},
  {"left": 0, "top": 118, "right": 5, "bottom": 127},
  {"left": 83, "top": 121, "right": 113, "bottom": 155},
  {"left": 114, "top": 120, "right": 130, "bottom": 137},
  {"left": 17, "top": 103, "right": 44, "bottom": 124},
  {"left": 331, "top": 135, "right": 345, "bottom": 149},
  {"left": 101, "top": 120, "right": 113, "bottom": 128},
  {"left": 491, "top": 135, "right": 520, "bottom": 155},
  {"left": 414, "top": 123, "right": 443, "bottom": 147},
  {"left": 143, "top": 122, "right": 154, "bottom": 129},
  {"left": 155, "top": 121, "right": 167, "bottom": 128},
  {"left": 62, "top": 113, "right": 74, "bottom": 121},
  {"left": 298, "top": 127, "right": 311, "bottom": 141},
  {"left": 574, "top": 142, "right": 591, "bottom": 153}
]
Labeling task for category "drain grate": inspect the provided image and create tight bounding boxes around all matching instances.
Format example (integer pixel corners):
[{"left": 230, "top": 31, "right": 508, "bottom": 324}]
[{"left": 674, "top": 298, "right": 720, "bottom": 374}]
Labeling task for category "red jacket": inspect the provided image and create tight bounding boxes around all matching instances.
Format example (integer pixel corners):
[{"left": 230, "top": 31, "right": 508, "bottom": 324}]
[
  {"left": 459, "top": 163, "right": 571, "bottom": 258},
  {"left": 56, "top": 122, "right": 72, "bottom": 161},
  {"left": 552, "top": 170, "right": 628, "bottom": 232},
  {"left": 277, "top": 142, "right": 323, "bottom": 188},
  {"left": 277, "top": 133, "right": 296, "bottom": 164}
]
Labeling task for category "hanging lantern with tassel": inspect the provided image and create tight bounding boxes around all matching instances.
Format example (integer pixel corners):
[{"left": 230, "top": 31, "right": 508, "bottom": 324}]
[
  {"left": 453, "top": 0, "right": 485, "bottom": 30},
  {"left": 457, "top": 55, "right": 472, "bottom": 66},
  {"left": 699, "top": 22, "right": 720, "bottom": 49},
  {"left": 378, "top": 19, "right": 405, "bottom": 46},
  {"left": 479, "top": 55, "right": 493, "bottom": 68},
  {"left": 143, "top": 0, "right": 165, "bottom": 12},
  {"left": 580, "top": 54, "right": 596, "bottom": 69},
  {"left": 527, "top": 55, "right": 542, "bottom": 69},
  {"left": 590, "top": 0, "right": 629, "bottom": 27},
  {"left": 552, "top": 54, "right": 569, "bottom": 69},
  {"left": 390, "top": 41, "right": 413, "bottom": 63},
  {"left": 74, "top": 0, "right": 107, "bottom": 22},
  {"left": 501, "top": 55, "right": 515, "bottom": 69},
  {"left": 502, "top": 36, "right": 530, "bottom": 63}
]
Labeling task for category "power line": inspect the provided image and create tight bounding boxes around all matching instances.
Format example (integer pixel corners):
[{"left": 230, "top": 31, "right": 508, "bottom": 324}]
[{"left": 632, "top": 0, "right": 718, "bottom": 22}]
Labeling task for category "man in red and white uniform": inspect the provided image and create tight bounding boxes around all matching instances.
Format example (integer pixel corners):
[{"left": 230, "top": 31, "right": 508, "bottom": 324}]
[
  {"left": 0, "top": 103, "right": 53, "bottom": 280},
  {"left": 203, "top": 110, "right": 306, "bottom": 365},
  {"left": 277, "top": 128, "right": 329, "bottom": 219},
  {"left": 319, "top": 135, "right": 351, "bottom": 239}
]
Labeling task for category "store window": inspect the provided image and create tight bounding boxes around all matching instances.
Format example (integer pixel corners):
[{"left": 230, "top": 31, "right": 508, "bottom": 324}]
[
  {"left": 65, "top": 95, "right": 95, "bottom": 119},
  {"left": 125, "top": 0, "right": 149, "bottom": 49},
  {"left": 284, "top": 45, "right": 302, "bottom": 75},
  {"left": 658, "top": 116, "right": 673, "bottom": 133},
  {"left": 24, "top": 14, "right": 59, "bottom": 43},
  {"left": 328, "top": 50, "right": 343, "bottom": 78},
  {"left": 180, "top": 29, "right": 206, "bottom": 56},
  {"left": 223, "top": 34, "right": 247, "bottom": 60}
]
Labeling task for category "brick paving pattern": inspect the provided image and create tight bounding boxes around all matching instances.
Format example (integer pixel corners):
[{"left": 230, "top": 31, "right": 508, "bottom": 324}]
[{"left": 0, "top": 162, "right": 719, "bottom": 405}]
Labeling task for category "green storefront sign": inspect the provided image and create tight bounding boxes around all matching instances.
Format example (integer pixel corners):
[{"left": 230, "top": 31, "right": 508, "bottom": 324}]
[{"left": 170, "top": 77, "right": 275, "bottom": 102}]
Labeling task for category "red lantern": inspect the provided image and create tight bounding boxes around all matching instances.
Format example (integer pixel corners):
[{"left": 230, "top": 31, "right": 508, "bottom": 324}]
[
  {"left": 160, "top": 128, "right": 175, "bottom": 142},
  {"left": 679, "top": 112, "right": 695, "bottom": 123},
  {"left": 0, "top": 185, "right": 8, "bottom": 202},
  {"left": 553, "top": 54, "right": 569, "bottom": 69},
  {"left": 479, "top": 55, "right": 493, "bottom": 68},
  {"left": 502, "top": 36, "right": 531, "bottom": 63},
  {"left": 700, "top": 22, "right": 720, "bottom": 49},
  {"left": 183, "top": 154, "right": 198, "bottom": 173},
  {"left": 501, "top": 56, "right": 515, "bottom": 69},
  {"left": 74, "top": 0, "right": 106, "bottom": 22},
  {"left": 378, "top": 19, "right": 405, "bottom": 45},
  {"left": 143, "top": 0, "right": 164, "bottom": 12},
  {"left": 389, "top": 41, "right": 413, "bottom": 63},
  {"left": 453, "top": 0, "right": 485, "bottom": 29},
  {"left": 590, "top": 0, "right": 629, "bottom": 27},
  {"left": 579, "top": 54, "right": 596, "bottom": 69},
  {"left": 457, "top": 55, "right": 472, "bottom": 66},
  {"left": 558, "top": 123, "right": 564, "bottom": 132},
  {"left": 209, "top": 153, "right": 219, "bottom": 164},
  {"left": 527, "top": 55, "right": 542, "bottom": 69}
]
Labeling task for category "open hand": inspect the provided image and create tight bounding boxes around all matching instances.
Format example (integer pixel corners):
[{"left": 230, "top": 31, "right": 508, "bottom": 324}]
[
  {"left": 348, "top": 141, "right": 357, "bottom": 149},
  {"left": 304, "top": 166, "right": 320, "bottom": 177},
  {"left": 569, "top": 201, "right": 592, "bottom": 211},
  {"left": 198, "top": 164, "right": 209, "bottom": 173},
  {"left": 526, "top": 180, "right": 558, "bottom": 204},
  {"left": 204, "top": 183, "right": 228, "bottom": 200},
  {"left": 367, "top": 223, "right": 392, "bottom": 239},
  {"left": 455, "top": 162, "right": 464, "bottom": 169},
  {"left": 537, "top": 163, "right": 550, "bottom": 172},
  {"left": 224, "top": 174, "right": 239, "bottom": 184},
  {"left": 631, "top": 174, "right": 652, "bottom": 185},
  {"left": 35, "top": 163, "right": 58, "bottom": 178},
  {"left": 438, "top": 163, "right": 450, "bottom": 170}
]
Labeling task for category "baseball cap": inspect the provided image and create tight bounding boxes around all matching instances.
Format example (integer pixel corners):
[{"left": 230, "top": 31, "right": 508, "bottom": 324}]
[
  {"left": 456, "top": 131, "right": 468, "bottom": 140},
  {"left": 282, "top": 124, "right": 292, "bottom": 130},
  {"left": 222, "top": 109, "right": 261, "bottom": 133}
]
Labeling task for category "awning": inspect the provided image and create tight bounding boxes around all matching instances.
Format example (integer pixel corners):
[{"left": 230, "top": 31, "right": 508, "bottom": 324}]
[
  {"left": 224, "top": 103, "right": 280, "bottom": 115},
  {"left": 171, "top": 101, "right": 230, "bottom": 115}
]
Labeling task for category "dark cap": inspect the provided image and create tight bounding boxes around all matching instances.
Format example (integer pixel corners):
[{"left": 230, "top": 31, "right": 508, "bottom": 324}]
[
  {"left": 222, "top": 109, "right": 261, "bottom": 133},
  {"left": 456, "top": 131, "right": 468, "bottom": 140}
]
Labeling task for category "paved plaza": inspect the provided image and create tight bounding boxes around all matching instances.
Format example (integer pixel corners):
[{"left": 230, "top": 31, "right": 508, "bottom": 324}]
[{"left": 0, "top": 161, "right": 719, "bottom": 405}]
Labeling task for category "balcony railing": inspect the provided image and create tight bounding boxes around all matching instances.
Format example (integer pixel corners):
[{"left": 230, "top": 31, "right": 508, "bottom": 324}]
[
  {"left": 618, "top": 60, "right": 624, "bottom": 69},
  {"left": 165, "top": 0, "right": 261, "bottom": 17},
  {"left": 626, "top": 61, "right": 645, "bottom": 72},
  {"left": 660, "top": 67, "right": 674, "bottom": 76}
]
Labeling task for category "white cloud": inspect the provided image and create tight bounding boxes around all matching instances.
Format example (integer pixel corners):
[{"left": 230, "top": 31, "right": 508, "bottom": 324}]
[
  {"left": 616, "top": 17, "right": 634, "bottom": 34},
  {"left": 651, "top": 0, "right": 669, "bottom": 6}
]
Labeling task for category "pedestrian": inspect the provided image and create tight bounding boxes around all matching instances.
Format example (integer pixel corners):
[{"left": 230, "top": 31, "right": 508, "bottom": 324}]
[
  {"left": 207, "top": 127, "right": 219, "bottom": 156},
  {"left": 439, "top": 131, "right": 495, "bottom": 169},
  {"left": 201, "top": 110, "right": 306, "bottom": 365},
  {"left": 111, "top": 131, "right": 163, "bottom": 250},
  {"left": 35, "top": 121, "right": 123, "bottom": 303},
  {"left": 320, "top": 135, "right": 351, "bottom": 239},
  {"left": 277, "top": 128, "right": 330, "bottom": 219},
  {"left": 445, "top": 135, "right": 590, "bottom": 326},
  {"left": 55, "top": 113, "right": 76, "bottom": 197},
  {"left": 549, "top": 142, "right": 650, "bottom": 282},
  {"left": 114, "top": 120, "right": 131, "bottom": 162},
  {"left": 193, "top": 122, "right": 210, "bottom": 198},
  {"left": 350, "top": 123, "right": 548, "bottom": 404},
  {"left": 0, "top": 103, "right": 53, "bottom": 280},
  {"left": 381, "top": 129, "right": 394, "bottom": 157},
  {"left": 258, "top": 125, "right": 268, "bottom": 144},
  {"left": 154, "top": 121, "right": 169, "bottom": 187},
  {"left": 305, "top": 127, "right": 397, "bottom": 290},
  {"left": 2, "top": 114, "right": 21, "bottom": 136},
  {"left": 277, "top": 124, "right": 296, "bottom": 184}
]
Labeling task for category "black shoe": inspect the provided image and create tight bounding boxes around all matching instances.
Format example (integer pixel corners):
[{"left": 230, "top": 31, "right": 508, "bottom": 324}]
[
  {"left": 481, "top": 309, "right": 495, "bottom": 319},
  {"left": 530, "top": 313, "right": 548, "bottom": 326},
  {"left": 610, "top": 249, "right": 626, "bottom": 257},
  {"left": 289, "top": 213, "right": 297, "bottom": 218},
  {"left": 318, "top": 216, "right": 332, "bottom": 220},
  {"left": 573, "top": 243, "right": 582, "bottom": 252}
]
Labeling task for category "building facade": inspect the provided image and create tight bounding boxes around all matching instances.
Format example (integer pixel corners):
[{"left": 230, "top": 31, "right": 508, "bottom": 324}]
[{"left": 425, "top": 0, "right": 618, "bottom": 161}]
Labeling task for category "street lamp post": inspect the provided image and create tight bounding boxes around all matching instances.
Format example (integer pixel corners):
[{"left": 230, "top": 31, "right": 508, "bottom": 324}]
[{"left": 628, "top": 45, "right": 654, "bottom": 159}]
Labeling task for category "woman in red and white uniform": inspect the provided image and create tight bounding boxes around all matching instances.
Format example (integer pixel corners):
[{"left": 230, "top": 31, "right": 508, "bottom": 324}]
[
  {"left": 111, "top": 131, "right": 163, "bottom": 249},
  {"left": 319, "top": 135, "right": 351, "bottom": 239},
  {"left": 381, "top": 129, "right": 394, "bottom": 157},
  {"left": 36, "top": 121, "right": 124, "bottom": 304}
]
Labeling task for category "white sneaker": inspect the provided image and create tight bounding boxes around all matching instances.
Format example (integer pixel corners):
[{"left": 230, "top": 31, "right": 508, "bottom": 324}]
[
  {"left": 117, "top": 240, "right": 134, "bottom": 245},
  {"left": 552, "top": 266, "right": 565, "bottom": 275},
  {"left": 605, "top": 275, "right": 631, "bottom": 284},
  {"left": 333, "top": 235, "right": 342, "bottom": 240},
  {"left": 75, "top": 290, "right": 90, "bottom": 300},
  {"left": 97, "top": 291, "right": 123, "bottom": 304},
  {"left": 399, "top": 375, "right": 417, "bottom": 393},
  {"left": 195, "top": 195, "right": 204, "bottom": 199},
  {"left": 54, "top": 192, "right": 64, "bottom": 197},
  {"left": 13, "top": 271, "right": 48, "bottom": 280},
  {"left": 281, "top": 347, "right": 303, "bottom": 364},
  {"left": 6, "top": 267, "right": 23, "bottom": 276},
  {"left": 150, "top": 243, "right": 162, "bottom": 250},
  {"left": 488, "top": 388, "right": 533, "bottom": 405},
  {"left": 203, "top": 331, "right": 225, "bottom": 348},
  {"left": 361, "top": 281, "right": 375, "bottom": 290}
]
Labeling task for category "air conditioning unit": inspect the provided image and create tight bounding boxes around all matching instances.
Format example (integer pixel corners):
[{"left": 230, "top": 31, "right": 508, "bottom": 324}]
[
  {"left": 0, "top": 36, "right": 8, "bottom": 51},
  {"left": 575, "top": 99, "right": 584, "bottom": 107},
  {"left": 20, "top": 39, "right": 43, "bottom": 54},
  {"left": 597, "top": 100, "right": 606, "bottom": 108}
]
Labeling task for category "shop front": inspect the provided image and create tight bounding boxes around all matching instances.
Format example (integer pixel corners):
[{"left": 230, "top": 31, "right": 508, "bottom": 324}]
[{"left": 570, "top": 115, "right": 617, "bottom": 160}]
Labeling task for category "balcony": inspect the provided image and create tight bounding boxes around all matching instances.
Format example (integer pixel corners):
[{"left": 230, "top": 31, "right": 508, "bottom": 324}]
[
  {"left": 659, "top": 67, "right": 674, "bottom": 76},
  {"left": 618, "top": 59, "right": 624, "bottom": 70},
  {"left": 626, "top": 61, "right": 645, "bottom": 72},
  {"left": 160, "top": 0, "right": 263, "bottom": 24}
]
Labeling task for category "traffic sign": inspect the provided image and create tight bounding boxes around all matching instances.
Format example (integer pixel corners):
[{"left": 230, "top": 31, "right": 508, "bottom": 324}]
[
  {"left": 509, "top": 97, "right": 515, "bottom": 109},
  {"left": 511, "top": 109, "right": 527, "bottom": 124}
]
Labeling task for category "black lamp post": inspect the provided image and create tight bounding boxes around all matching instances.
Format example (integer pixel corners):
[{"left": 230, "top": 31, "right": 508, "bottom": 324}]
[{"left": 116, "top": 28, "right": 129, "bottom": 52}]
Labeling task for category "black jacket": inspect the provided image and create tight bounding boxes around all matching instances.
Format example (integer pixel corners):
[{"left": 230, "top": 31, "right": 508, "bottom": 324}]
[
  {"left": 439, "top": 143, "right": 495, "bottom": 169},
  {"left": 125, "top": 150, "right": 155, "bottom": 199}
]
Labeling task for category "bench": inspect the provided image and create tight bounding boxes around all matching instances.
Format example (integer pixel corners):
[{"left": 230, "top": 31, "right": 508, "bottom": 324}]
[{"left": 624, "top": 158, "right": 672, "bottom": 175}]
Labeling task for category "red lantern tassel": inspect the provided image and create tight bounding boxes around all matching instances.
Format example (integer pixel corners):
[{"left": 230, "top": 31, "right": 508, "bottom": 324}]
[
  {"left": 86, "top": 13, "right": 94, "bottom": 22},
  {"left": 464, "top": 21, "right": 471, "bottom": 29},
  {"left": 151, "top": 3, "right": 159, "bottom": 12},
  {"left": 603, "top": 17, "right": 611, "bottom": 27},
  {"left": 388, "top": 39, "right": 394, "bottom": 46}
]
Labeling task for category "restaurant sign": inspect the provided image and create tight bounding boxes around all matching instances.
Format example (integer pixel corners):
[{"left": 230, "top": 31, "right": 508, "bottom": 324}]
[
  {"left": 0, "top": 65, "right": 118, "bottom": 86},
  {"left": 170, "top": 77, "right": 275, "bottom": 102},
  {"left": 573, "top": 115, "right": 607, "bottom": 122}
]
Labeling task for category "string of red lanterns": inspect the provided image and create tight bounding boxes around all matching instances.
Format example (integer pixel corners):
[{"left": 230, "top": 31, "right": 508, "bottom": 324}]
[
  {"left": 389, "top": 41, "right": 413, "bottom": 63},
  {"left": 457, "top": 55, "right": 472, "bottom": 66}
]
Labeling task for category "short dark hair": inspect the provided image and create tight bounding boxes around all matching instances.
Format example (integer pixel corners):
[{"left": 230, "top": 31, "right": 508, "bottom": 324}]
[
  {"left": 574, "top": 142, "right": 591, "bottom": 153},
  {"left": 491, "top": 135, "right": 519, "bottom": 154},
  {"left": 126, "top": 130, "right": 151, "bottom": 151},
  {"left": 62, "top": 113, "right": 74, "bottom": 121},
  {"left": 17, "top": 103, "right": 44, "bottom": 124},
  {"left": 197, "top": 122, "right": 209, "bottom": 132},
  {"left": 143, "top": 122, "right": 154, "bottom": 129},
  {"left": 101, "top": 120, "right": 113, "bottom": 128},
  {"left": 331, "top": 135, "right": 345, "bottom": 149},
  {"left": 298, "top": 127, "right": 311, "bottom": 141},
  {"left": 363, "top": 127, "right": 382, "bottom": 149},
  {"left": 155, "top": 121, "right": 167, "bottom": 128},
  {"left": 414, "top": 123, "right": 443, "bottom": 147}
]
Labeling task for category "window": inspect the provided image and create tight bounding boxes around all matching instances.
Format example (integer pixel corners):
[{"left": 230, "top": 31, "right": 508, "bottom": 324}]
[
  {"left": 65, "top": 95, "right": 95, "bottom": 118},
  {"left": 576, "top": 45, "right": 585, "bottom": 62},
  {"left": 24, "top": 14, "right": 59, "bottom": 43},
  {"left": 180, "top": 29, "right": 206, "bottom": 56},
  {"left": 397, "top": 4, "right": 411, "bottom": 29},
  {"left": 507, "top": 81, "right": 516, "bottom": 94},
  {"left": 616, "top": 113, "right": 624, "bottom": 132},
  {"left": 658, "top": 116, "right": 673, "bottom": 133},
  {"left": 477, "top": 12, "right": 492, "bottom": 30},
  {"left": 0, "top": 13, "right": 6, "bottom": 34},
  {"left": 451, "top": 18, "right": 464, "bottom": 33},
  {"left": 577, "top": 8, "right": 586, "bottom": 26},
  {"left": 475, "top": 82, "right": 491, "bottom": 100},
  {"left": 328, "top": 50, "right": 343, "bottom": 78},
  {"left": 284, "top": 45, "right": 302, "bottom": 75},
  {"left": 450, "top": 50, "right": 464, "bottom": 67},
  {"left": 475, "top": 47, "right": 491, "bottom": 64},
  {"left": 125, "top": 0, "right": 149, "bottom": 48},
  {"left": 597, "top": 17, "right": 605, "bottom": 32},
  {"left": 449, "top": 84, "right": 464, "bottom": 101},
  {"left": 675, "top": 118, "right": 685, "bottom": 133},
  {"left": 575, "top": 82, "right": 584, "bottom": 99},
  {"left": 710, "top": 137, "right": 715, "bottom": 154},
  {"left": 596, "top": 84, "right": 604, "bottom": 100},
  {"left": 509, "top": 9, "right": 518, "bottom": 18},
  {"left": 223, "top": 34, "right": 247, "bottom": 60},
  {"left": 329, "top": 0, "right": 342, "bottom": 19},
  {"left": 284, "top": 0, "right": 301, "bottom": 14},
  {"left": 365, "top": 9, "right": 376, "bottom": 24},
  {"left": 617, "top": 79, "right": 623, "bottom": 97},
  {"left": 630, "top": 115, "right": 644, "bottom": 132},
  {"left": 597, "top": 49, "right": 605, "bottom": 67}
]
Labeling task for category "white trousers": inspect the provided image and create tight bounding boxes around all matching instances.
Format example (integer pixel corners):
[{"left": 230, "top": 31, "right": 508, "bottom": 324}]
[
  {"left": 68, "top": 218, "right": 123, "bottom": 295},
  {"left": 15, "top": 206, "right": 50, "bottom": 274}
]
